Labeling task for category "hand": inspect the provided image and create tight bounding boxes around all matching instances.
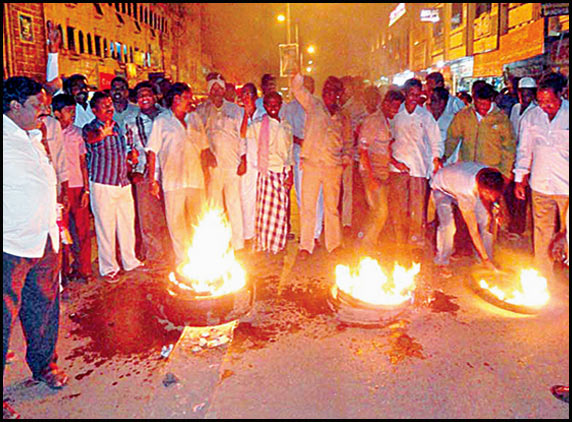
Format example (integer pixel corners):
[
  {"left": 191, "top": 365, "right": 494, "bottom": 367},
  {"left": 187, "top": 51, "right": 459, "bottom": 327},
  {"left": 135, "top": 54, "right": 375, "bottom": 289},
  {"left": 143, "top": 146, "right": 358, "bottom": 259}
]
[
  {"left": 149, "top": 180, "right": 161, "bottom": 199},
  {"left": 61, "top": 194, "right": 70, "bottom": 213},
  {"left": 80, "top": 190, "right": 90, "bottom": 208},
  {"left": 293, "top": 136, "right": 304, "bottom": 147},
  {"left": 237, "top": 156, "right": 247, "bottom": 176},
  {"left": 284, "top": 170, "right": 294, "bottom": 191},
  {"left": 202, "top": 149, "right": 218, "bottom": 168},
  {"left": 100, "top": 120, "right": 115, "bottom": 139},
  {"left": 127, "top": 149, "right": 139, "bottom": 167},
  {"left": 130, "top": 172, "right": 144, "bottom": 184},
  {"left": 433, "top": 157, "right": 444, "bottom": 175},
  {"left": 394, "top": 162, "right": 410, "bottom": 173},
  {"left": 46, "top": 21, "right": 61, "bottom": 53},
  {"left": 514, "top": 182, "right": 527, "bottom": 201}
]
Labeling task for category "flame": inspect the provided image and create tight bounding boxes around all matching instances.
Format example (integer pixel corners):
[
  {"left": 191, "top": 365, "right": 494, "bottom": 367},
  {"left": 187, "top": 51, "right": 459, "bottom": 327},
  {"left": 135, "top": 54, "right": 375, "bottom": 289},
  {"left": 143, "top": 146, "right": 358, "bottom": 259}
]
[
  {"left": 335, "top": 258, "right": 420, "bottom": 306},
  {"left": 169, "top": 208, "right": 246, "bottom": 297},
  {"left": 478, "top": 269, "right": 549, "bottom": 307}
]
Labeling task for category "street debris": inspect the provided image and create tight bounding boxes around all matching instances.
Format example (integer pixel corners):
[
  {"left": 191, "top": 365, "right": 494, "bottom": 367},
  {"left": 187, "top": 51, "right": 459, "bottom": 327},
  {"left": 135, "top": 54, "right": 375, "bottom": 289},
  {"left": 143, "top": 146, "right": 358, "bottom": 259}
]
[
  {"left": 160, "top": 344, "right": 174, "bottom": 359},
  {"left": 162, "top": 372, "right": 179, "bottom": 387}
]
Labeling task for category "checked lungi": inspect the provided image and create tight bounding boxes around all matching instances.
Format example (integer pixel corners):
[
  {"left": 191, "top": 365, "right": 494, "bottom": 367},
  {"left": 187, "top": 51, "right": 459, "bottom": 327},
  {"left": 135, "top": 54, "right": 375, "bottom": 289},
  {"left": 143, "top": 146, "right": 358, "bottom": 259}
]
[{"left": 255, "top": 169, "right": 290, "bottom": 254}]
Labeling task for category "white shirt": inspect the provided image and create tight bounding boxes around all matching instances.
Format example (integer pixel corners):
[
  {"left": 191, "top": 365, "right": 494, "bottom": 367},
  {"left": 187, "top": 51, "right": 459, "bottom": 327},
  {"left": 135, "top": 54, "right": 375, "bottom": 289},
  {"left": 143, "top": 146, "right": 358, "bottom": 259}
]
[
  {"left": 202, "top": 100, "right": 246, "bottom": 170},
  {"left": 431, "top": 161, "right": 487, "bottom": 211},
  {"left": 113, "top": 103, "right": 140, "bottom": 132},
  {"left": 147, "top": 110, "right": 209, "bottom": 191},
  {"left": 514, "top": 100, "right": 569, "bottom": 196},
  {"left": 41, "top": 115, "right": 69, "bottom": 185},
  {"left": 391, "top": 105, "right": 443, "bottom": 178},
  {"left": 3, "top": 115, "right": 60, "bottom": 257},
  {"left": 509, "top": 102, "right": 537, "bottom": 139},
  {"left": 246, "top": 117, "right": 293, "bottom": 174},
  {"left": 74, "top": 103, "right": 96, "bottom": 129},
  {"left": 283, "top": 99, "right": 306, "bottom": 140}
]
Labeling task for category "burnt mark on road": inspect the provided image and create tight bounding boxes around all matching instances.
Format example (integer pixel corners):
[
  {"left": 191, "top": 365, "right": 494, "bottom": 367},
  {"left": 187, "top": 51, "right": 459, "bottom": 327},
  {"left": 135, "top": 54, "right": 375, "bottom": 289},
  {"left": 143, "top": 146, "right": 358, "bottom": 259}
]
[{"left": 428, "top": 290, "right": 460, "bottom": 315}]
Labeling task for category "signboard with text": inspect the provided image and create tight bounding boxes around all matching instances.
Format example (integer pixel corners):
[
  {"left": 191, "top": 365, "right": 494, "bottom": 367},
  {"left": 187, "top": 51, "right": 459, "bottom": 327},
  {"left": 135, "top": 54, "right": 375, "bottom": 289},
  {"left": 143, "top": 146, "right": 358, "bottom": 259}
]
[
  {"left": 541, "top": 3, "right": 569, "bottom": 17},
  {"left": 279, "top": 43, "right": 299, "bottom": 77}
]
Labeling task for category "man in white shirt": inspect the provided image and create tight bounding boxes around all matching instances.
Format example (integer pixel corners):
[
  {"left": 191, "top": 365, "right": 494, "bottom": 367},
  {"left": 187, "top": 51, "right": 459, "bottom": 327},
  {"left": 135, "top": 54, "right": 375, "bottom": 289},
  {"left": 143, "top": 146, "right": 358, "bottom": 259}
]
[
  {"left": 202, "top": 75, "right": 247, "bottom": 252},
  {"left": 283, "top": 75, "right": 324, "bottom": 246},
  {"left": 514, "top": 72, "right": 569, "bottom": 279},
  {"left": 390, "top": 78, "right": 443, "bottom": 247},
  {"left": 432, "top": 162, "right": 505, "bottom": 276},
  {"left": 147, "top": 83, "right": 213, "bottom": 265},
  {"left": 4, "top": 77, "right": 69, "bottom": 419}
]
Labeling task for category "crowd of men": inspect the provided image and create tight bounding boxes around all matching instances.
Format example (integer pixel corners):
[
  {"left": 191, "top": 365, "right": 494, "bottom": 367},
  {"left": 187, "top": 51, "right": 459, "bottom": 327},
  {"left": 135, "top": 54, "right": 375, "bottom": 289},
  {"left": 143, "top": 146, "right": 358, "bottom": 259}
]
[{"left": 3, "top": 25, "right": 570, "bottom": 417}]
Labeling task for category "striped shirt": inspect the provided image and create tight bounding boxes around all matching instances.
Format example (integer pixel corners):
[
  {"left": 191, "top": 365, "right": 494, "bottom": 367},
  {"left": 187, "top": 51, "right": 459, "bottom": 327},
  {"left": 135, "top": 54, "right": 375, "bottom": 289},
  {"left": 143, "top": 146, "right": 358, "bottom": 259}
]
[{"left": 82, "top": 118, "right": 131, "bottom": 187}]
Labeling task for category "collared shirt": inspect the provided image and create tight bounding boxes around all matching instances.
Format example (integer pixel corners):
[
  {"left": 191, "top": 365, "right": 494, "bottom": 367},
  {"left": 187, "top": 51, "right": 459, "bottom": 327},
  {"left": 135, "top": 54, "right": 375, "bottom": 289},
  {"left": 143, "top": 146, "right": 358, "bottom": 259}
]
[
  {"left": 41, "top": 115, "right": 69, "bottom": 185},
  {"left": 125, "top": 107, "right": 161, "bottom": 177},
  {"left": 147, "top": 109, "right": 209, "bottom": 191},
  {"left": 514, "top": 99, "right": 569, "bottom": 196},
  {"left": 74, "top": 103, "right": 96, "bottom": 129},
  {"left": 242, "top": 108, "right": 267, "bottom": 170},
  {"left": 430, "top": 161, "right": 487, "bottom": 212},
  {"left": 447, "top": 104, "right": 516, "bottom": 179},
  {"left": 292, "top": 73, "right": 352, "bottom": 167},
  {"left": 255, "top": 97, "right": 286, "bottom": 121},
  {"left": 283, "top": 99, "right": 306, "bottom": 140},
  {"left": 391, "top": 104, "right": 443, "bottom": 178},
  {"left": 62, "top": 124, "right": 86, "bottom": 188},
  {"left": 202, "top": 100, "right": 245, "bottom": 170},
  {"left": 82, "top": 118, "right": 131, "bottom": 187},
  {"left": 446, "top": 95, "right": 466, "bottom": 116},
  {"left": 114, "top": 102, "right": 140, "bottom": 132},
  {"left": 509, "top": 102, "right": 537, "bottom": 139},
  {"left": 3, "top": 114, "right": 60, "bottom": 257},
  {"left": 246, "top": 117, "right": 293, "bottom": 174},
  {"left": 358, "top": 110, "right": 392, "bottom": 180}
]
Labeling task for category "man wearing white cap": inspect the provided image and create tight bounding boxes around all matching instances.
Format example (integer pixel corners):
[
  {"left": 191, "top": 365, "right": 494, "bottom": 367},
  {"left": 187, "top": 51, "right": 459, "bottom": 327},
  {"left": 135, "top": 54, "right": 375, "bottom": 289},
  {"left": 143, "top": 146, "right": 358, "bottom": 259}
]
[
  {"left": 507, "top": 77, "right": 537, "bottom": 236},
  {"left": 202, "top": 74, "right": 247, "bottom": 251}
]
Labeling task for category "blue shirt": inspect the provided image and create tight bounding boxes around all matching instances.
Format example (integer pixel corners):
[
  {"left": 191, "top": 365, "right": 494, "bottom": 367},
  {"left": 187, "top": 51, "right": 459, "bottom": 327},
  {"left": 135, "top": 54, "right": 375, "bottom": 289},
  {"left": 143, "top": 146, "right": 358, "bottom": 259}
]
[{"left": 82, "top": 119, "right": 131, "bottom": 187}]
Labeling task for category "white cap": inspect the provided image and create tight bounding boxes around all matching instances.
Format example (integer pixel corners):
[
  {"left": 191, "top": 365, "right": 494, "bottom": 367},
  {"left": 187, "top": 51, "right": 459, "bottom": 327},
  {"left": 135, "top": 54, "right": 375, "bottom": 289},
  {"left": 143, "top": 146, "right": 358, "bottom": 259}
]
[{"left": 518, "top": 77, "right": 537, "bottom": 89}]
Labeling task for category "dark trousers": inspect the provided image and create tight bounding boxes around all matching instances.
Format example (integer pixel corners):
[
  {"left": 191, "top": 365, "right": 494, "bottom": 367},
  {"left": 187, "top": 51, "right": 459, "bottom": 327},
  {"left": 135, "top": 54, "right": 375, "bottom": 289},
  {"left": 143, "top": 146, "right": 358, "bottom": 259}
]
[
  {"left": 63, "top": 186, "right": 92, "bottom": 277},
  {"left": 3, "top": 238, "right": 61, "bottom": 378}
]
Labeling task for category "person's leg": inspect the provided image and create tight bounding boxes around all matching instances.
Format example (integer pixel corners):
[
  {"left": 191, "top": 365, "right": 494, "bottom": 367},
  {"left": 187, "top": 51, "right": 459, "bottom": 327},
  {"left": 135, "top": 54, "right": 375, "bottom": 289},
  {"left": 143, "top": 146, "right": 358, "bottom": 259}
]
[
  {"left": 90, "top": 182, "right": 120, "bottom": 276},
  {"left": 208, "top": 167, "right": 224, "bottom": 209},
  {"left": 409, "top": 176, "right": 428, "bottom": 245},
  {"left": 434, "top": 191, "right": 456, "bottom": 266},
  {"left": 69, "top": 187, "right": 92, "bottom": 277},
  {"left": 323, "top": 166, "right": 344, "bottom": 253},
  {"left": 116, "top": 185, "right": 142, "bottom": 271},
  {"left": 184, "top": 187, "right": 206, "bottom": 245},
  {"left": 240, "top": 167, "right": 258, "bottom": 241},
  {"left": 224, "top": 172, "right": 245, "bottom": 251},
  {"left": 475, "top": 198, "right": 494, "bottom": 261},
  {"left": 341, "top": 164, "right": 353, "bottom": 228},
  {"left": 300, "top": 164, "right": 323, "bottom": 253},
  {"left": 363, "top": 183, "right": 389, "bottom": 247},
  {"left": 136, "top": 180, "right": 169, "bottom": 263},
  {"left": 164, "top": 189, "right": 188, "bottom": 265},
  {"left": 3, "top": 252, "right": 35, "bottom": 377},
  {"left": 532, "top": 191, "right": 558, "bottom": 278},
  {"left": 388, "top": 173, "right": 409, "bottom": 245},
  {"left": 18, "top": 239, "right": 61, "bottom": 378}
]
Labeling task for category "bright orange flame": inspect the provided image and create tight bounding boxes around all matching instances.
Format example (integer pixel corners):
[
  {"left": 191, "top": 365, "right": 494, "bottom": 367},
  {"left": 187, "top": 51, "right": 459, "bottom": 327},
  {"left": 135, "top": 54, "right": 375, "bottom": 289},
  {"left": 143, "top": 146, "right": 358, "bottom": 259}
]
[
  {"left": 169, "top": 208, "right": 246, "bottom": 297},
  {"left": 478, "top": 269, "right": 549, "bottom": 307},
  {"left": 335, "top": 258, "right": 419, "bottom": 306}
]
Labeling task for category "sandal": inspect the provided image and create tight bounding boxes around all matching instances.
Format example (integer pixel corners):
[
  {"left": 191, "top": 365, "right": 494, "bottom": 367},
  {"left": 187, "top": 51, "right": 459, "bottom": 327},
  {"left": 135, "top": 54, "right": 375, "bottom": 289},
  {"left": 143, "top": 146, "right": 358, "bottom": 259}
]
[{"left": 34, "top": 363, "right": 69, "bottom": 390}]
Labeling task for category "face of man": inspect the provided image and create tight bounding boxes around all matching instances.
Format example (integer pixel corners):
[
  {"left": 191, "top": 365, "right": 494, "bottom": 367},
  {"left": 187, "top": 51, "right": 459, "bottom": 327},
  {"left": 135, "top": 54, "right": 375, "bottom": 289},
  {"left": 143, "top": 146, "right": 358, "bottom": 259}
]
[
  {"left": 70, "top": 79, "right": 88, "bottom": 105},
  {"left": 93, "top": 96, "right": 115, "bottom": 122},
  {"left": 364, "top": 92, "right": 380, "bottom": 115},
  {"left": 174, "top": 90, "right": 193, "bottom": 114},
  {"left": 303, "top": 77, "right": 315, "bottom": 95},
  {"left": 110, "top": 80, "right": 129, "bottom": 105},
  {"left": 239, "top": 91, "right": 256, "bottom": 111},
  {"left": 425, "top": 79, "right": 439, "bottom": 98},
  {"left": 263, "top": 96, "right": 282, "bottom": 120},
  {"left": 478, "top": 187, "right": 501, "bottom": 207},
  {"left": 474, "top": 97, "right": 493, "bottom": 117},
  {"left": 224, "top": 85, "right": 236, "bottom": 103},
  {"left": 210, "top": 83, "right": 225, "bottom": 107},
  {"left": 262, "top": 78, "right": 276, "bottom": 96},
  {"left": 381, "top": 99, "right": 402, "bottom": 120},
  {"left": 429, "top": 94, "right": 447, "bottom": 119},
  {"left": 136, "top": 87, "right": 156, "bottom": 111},
  {"left": 536, "top": 88, "right": 562, "bottom": 121},
  {"left": 404, "top": 85, "right": 422, "bottom": 110},
  {"left": 322, "top": 84, "right": 341, "bottom": 110},
  {"left": 55, "top": 105, "right": 77, "bottom": 129},
  {"left": 518, "top": 88, "right": 535, "bottom": 109},
  {"left": 11, "top": 90, "right": 50, "bottom": 131}
]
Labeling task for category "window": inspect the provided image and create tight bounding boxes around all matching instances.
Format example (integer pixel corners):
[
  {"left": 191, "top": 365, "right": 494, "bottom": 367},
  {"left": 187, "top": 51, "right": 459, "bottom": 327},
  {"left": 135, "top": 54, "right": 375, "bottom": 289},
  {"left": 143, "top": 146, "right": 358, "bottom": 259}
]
[
  {"left": 121, "top": 3, "right": 126, "bottom": 14},
  {"left": 116, "top": 42, "right": 122, "bottom": 62},
  {"left": 103, "top": 38, "right": 108, "bottom": 57},
  {"left": 78, "top": 31, "right": 84, "bottom": 54},
  {"left": 451, "top": 3, "right": 463, "bottom": 30},
  {"left": 129, "top": 46, "right": 134, "bottom": 63},
  {"left": 87, "top": 33, "right": 93, "bottom": 55},
  {"left": 139, "top": 5, "right": 143, "bottom": 21},
  {"left": 144, "top": 8, "right": 148, "bottom": 24},
  {"left": 93, "top": 3, "right": 104, "bottom": 16},
  {"left": 110, "top": 41, "right": 115, "bottom": 59},
  {"left": 127, "top": 3, "right": 131, "bottom": 16},
  {"left": 114, "top": 3, "right": 120, "bottom": 12},
  {"left": 57, "top": 25, "right": 64, "bottom": 46},
  {"left": 133, "top": 3, "right": 137, "bottom": 20},
  {"left": 432, "top": 8, "right": 444, "bottom": 38},
  {"left": 67, "top": 26, "right": 76, "bottom": 52},
  {"left": 95, "top": 35, "right": 102, "bottom": 57},
  {"left": 476, "top": 3, "right": 492, "bottom": 19}
]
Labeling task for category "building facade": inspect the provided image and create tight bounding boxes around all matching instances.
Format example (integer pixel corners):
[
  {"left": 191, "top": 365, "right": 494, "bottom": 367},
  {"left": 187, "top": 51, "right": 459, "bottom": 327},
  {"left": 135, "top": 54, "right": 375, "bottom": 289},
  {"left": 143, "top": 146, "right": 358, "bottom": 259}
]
[
  {"left": 3, "top": 3, "right": 206, "bottom": 90},
  {"left": 368, "top": 3, "right": 569, "bottom": 93}
]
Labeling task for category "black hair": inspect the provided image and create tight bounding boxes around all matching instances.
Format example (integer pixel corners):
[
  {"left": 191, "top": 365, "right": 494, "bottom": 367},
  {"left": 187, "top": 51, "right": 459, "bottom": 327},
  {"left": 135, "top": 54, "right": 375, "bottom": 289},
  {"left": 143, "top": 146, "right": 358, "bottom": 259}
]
[
  {"left": 206, "top": 72, "right": 224, "bottom": 82},
  {"left": 474, "top": 83, "right": 497, "bottom": 101},
  {"left": 63, "top": 74, "right": 88, "bottom": 95},
  {"left": 261, "top": 73, "right": 276, "bottom": 87},
  {"left": 538, "top": 72, "right": 568, "bottom": 96},
  {"left": 384, "top": 89, "right": 405, "bottom": 104},
  {"left": 51, "top": 93, "right": 76, "bottom": 112},
  {"left": 241, "top": 82, "right": 258, "bottom": 98},
  {"left": 323, "top": 76, "right": 344, "bottom": 94},
  {"left": 165, "top": 82, "right": 191, "bottom": 108},
  {"left": 3, "top": 76, "right": 44, "bottom": 114},
  {"left": 471, "top": 80, "right": 487, "bottom": 96},
  {"left": 263, "top": 91, "right": 283, "bottom": 104},
  {"left": 89, "top": 91, "right": 112, "bottom": 110},
  {"left": 134, "top": 81, "right": 155, "bottom": 95},
  {"left": 431, "top": 86, "right": 449, "bottom": 103},
  {"left": 403, "top": 78, "right": 422, "bottom": 92},
  {"left": 477, "top": 168, "right": 505, "bottom": 194},
  {"left": 426, "top": 72, "right": 445, "bottom": 86},
  {"left": 457, "top": 91, "right": 472, "bottom": 104},
  {"left": 111, "top": 76, "right": 129, "bottom": 88}
]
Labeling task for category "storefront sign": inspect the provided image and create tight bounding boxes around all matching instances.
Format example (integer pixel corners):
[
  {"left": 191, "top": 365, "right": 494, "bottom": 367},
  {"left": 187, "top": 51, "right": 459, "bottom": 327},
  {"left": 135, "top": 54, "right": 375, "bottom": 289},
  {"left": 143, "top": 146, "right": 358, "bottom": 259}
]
[
  {"left": 541, "top": 3, "right": 569, "bottom": 17},
  {"left": 420, "top": 9, "right": 440, "bottom": 23},
  {"left": 389, "top": 3, "right": 406, "bottom": 27}
]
